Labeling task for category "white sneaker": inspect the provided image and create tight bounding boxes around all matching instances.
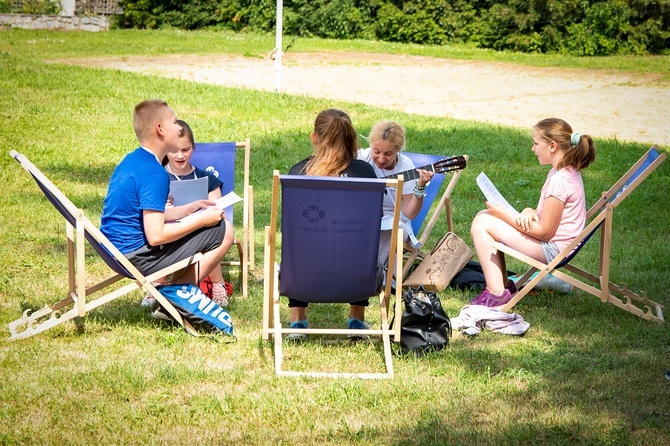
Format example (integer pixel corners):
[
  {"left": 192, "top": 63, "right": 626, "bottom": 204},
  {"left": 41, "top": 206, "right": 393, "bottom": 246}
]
[{"left": 151, "top": 307, "right": 172, "bottom": 321}]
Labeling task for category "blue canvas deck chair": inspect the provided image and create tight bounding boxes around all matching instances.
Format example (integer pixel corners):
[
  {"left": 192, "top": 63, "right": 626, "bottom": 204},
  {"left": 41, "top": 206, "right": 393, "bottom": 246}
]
[
  {"left": 262, "top": 172, "right": 405, "bottom": 378},
  {"left": 190, "top": 140, "right": 254, "bottom": 297},
  {"left": 495, "top": 145, "right": 666, "bottom": 323},
  {"left": 8, "top": 150, "right": 205, "bottom": 340},
  {"left": 401, "top": 153, "right": 468, "bottom": 279}
]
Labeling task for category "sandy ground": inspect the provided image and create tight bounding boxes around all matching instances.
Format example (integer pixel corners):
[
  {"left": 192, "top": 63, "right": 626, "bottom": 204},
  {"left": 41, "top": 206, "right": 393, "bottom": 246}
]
[{"left": 64, "top": 52, "right": 670, "bottom": 147}]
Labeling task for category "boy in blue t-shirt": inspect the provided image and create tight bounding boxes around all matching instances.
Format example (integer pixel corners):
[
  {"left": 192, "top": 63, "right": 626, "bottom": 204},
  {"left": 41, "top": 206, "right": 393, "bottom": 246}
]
[{"left": 100, "top": 99, "right": 234, "bottom": 291}]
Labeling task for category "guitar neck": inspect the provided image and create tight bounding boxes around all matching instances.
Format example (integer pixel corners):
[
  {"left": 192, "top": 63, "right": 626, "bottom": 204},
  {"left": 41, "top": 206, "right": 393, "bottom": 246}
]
[{"left": 384, "top": 163, "right": 435, "bottom": 180}]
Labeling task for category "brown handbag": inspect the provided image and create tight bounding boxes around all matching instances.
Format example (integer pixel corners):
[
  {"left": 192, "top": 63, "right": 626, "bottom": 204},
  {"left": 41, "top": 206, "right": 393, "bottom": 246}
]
[{"left": 404, "top": 232, "right": 473, "bottom": 291}]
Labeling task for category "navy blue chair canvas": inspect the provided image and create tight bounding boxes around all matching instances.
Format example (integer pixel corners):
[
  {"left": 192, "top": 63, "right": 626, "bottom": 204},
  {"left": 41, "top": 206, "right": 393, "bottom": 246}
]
[
  {"left": 262, "top": 172, "right": 405, "bottom": 378},
  {"left": 494, "top": 145, "right": 665, "bottom": 323},
  {"left": 8, "top": 150, "right": 203, "bottom": 339},
  {"left": 190, "top": 140, "right": 254, "bottom": 297}
]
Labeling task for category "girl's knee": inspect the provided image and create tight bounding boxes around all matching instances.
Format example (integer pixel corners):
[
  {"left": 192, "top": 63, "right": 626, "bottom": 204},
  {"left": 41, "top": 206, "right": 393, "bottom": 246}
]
[{"left": 471, "top": 213, "right": 488, "bottom": 233}]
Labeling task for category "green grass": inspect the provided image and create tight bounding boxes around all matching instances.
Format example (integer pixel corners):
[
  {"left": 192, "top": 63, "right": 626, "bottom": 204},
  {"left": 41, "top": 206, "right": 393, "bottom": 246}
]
[
  {"left": 0, "top": 29, "right": 669, "bottom": 445},
  {"left": 2, "top": 27, "right": 670, "bottom": 78}
]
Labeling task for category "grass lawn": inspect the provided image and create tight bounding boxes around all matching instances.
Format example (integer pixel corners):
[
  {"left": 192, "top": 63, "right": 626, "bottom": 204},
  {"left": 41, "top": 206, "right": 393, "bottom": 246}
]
[{"left": 0, "top": 29, "right": 669, "bottom": 445}]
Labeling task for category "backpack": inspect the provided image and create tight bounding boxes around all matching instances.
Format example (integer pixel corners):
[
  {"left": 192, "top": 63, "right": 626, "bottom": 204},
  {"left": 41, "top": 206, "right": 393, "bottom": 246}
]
[
  {"left": 156, "top": 284, "right": 234, "bottom": 336},
  {"left": 449, "top": 261, "right": 516, "bottom": 291}
]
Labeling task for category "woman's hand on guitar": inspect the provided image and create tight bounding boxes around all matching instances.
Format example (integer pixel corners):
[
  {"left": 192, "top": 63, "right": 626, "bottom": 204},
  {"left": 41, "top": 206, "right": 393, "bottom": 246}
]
[{"left": 416, "top": 168, "right": 434, "bottom": 187}]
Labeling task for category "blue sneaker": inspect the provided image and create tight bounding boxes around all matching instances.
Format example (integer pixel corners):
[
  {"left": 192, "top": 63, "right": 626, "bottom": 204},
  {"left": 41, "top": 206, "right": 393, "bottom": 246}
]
[
  {"left": 288, "top": 319, "right": 308, "bottom": 340},
  {"left": 347, "top": 318, "right": 370, "bottom": 339}
]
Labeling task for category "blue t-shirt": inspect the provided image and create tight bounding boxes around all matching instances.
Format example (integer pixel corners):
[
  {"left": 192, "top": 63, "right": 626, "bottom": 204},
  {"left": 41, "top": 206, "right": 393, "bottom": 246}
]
[{"left": 101, "top": 148, "right": 169, "bottom": 254}]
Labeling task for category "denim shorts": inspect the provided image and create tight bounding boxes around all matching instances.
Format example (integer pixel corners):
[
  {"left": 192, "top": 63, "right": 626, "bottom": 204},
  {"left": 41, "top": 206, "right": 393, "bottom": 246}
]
[{"left": 541, "top": 241, "right": 560, "bottom": 263}]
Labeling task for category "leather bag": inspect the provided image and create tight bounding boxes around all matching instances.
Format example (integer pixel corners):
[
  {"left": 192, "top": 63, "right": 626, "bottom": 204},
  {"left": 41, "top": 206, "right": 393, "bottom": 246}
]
[
  {"left": 399, "top": 285, "right": 452, "bottom": 355},
  {"left": 405, "top": 232, "right": 473, "bottom": 291}
]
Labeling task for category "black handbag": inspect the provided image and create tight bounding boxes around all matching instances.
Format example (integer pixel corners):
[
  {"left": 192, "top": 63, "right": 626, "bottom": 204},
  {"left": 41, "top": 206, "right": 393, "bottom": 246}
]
[{"left": 398, "top": 285, "right": 452, "bottom": 355}]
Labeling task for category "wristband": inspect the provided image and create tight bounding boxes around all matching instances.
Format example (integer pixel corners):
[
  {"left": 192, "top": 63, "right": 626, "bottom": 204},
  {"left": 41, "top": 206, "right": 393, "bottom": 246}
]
[{"left": 414, "top": 188, "right": 426, "bottom": 198}]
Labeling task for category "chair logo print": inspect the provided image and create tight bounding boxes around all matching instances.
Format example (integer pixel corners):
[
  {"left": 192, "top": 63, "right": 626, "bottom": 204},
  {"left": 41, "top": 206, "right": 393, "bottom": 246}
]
[
  {"left": 204, "top": 164, "right": 219, "bottom": 178},
  {"left": 302, "top": 205, "right": 325, "bottom": 222}
]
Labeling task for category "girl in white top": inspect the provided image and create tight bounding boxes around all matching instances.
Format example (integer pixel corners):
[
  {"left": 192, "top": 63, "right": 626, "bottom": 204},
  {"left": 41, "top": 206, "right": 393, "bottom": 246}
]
[
  {"left": 470, "top": 118, "right": 596, "bottom": 308},
  {"left": 358, "top": 121, "right": 435, "bottom": 268}
]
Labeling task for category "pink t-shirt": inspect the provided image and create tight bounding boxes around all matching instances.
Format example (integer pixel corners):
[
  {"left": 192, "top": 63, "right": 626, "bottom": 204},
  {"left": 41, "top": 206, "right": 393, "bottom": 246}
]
[{"left": 536, "top": 167, "right": 586, "bottom": 252}]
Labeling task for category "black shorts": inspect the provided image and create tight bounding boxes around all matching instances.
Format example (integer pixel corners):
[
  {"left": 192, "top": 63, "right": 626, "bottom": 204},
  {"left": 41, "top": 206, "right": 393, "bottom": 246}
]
[
  {"left": 288, "top": 297, "right": 370, "bottom": 308},
  {"left": 125, "top": 220, "right": 226, "bottom": 276}
]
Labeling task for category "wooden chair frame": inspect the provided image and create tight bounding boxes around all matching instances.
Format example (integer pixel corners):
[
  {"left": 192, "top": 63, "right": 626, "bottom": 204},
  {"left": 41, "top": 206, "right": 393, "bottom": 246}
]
[
  {"left": 262, "top": 172, "right": 405, "bottom": 378},
  {"left": 495, "top": 146, "right": 665, "bottom": 323},
  {"left": 8, "top": 150, "right": 205, "bottom": 340}
]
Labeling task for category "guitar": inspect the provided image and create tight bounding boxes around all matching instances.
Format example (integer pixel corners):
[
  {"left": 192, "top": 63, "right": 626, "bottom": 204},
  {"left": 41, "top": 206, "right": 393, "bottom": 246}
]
[{"left": 382, "top": 155, "right": 467, "bottom": 180}]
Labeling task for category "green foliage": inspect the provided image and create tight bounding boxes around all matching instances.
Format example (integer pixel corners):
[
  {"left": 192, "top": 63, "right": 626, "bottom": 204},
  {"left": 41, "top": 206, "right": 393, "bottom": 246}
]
[
  {"left": 563, "top": 0, "right": 633, "bottom": 56},
  {"left": 375, "top": 2, "right": 448, "bottom": 44},
  {"left": 0, "top": 0, "right": 11, "bottom": 14},
  {"left": 112, "top": 0, "right": 670, "bottom": 55}
]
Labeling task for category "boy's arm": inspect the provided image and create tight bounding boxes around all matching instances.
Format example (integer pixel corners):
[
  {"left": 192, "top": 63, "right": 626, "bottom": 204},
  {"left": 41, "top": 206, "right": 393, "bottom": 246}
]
[
  {"left": 143, "top": 207, "right": 224, "bottom": 246},
  {"left": 163, "top": 199, "right": 215, "bottom": 222}
]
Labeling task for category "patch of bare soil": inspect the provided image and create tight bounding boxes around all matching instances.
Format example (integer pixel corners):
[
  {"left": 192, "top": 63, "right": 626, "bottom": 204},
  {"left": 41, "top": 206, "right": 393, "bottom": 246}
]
[{"left": 63, "top": 51, "right": 669, "bottom": 146}]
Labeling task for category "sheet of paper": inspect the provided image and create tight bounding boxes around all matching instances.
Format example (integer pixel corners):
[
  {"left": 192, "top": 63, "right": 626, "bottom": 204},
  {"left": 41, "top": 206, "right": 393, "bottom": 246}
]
[
  {"left": 169, "top": 177, "right": 209, "bottom": 207},
  {"left": 476, "top": 172, "right": 520, "bottom": 217},
  {"left": 213, "top": 191, "right": 243, "bottom": 210},
  {"left": 177, "top": 191, "right": 243, "bottom": 223}
]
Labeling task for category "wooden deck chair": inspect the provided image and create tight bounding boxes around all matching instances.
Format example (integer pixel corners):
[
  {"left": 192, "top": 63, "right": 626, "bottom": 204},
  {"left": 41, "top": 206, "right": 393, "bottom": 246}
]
[
  {"left": 262, "top": 172, "right": 405, "bottom": 378},
  {"left": 190, "top": 140, "right": 254, "bottom": 297},
  {"left": 8, "top": 150, "right": 205, "bottom": 340},
  {"left": 401, "top": 153, "right": 469, "bottom": 279},
  {"left": 495, "top": 145, "right": 666, "bottom": 323}
]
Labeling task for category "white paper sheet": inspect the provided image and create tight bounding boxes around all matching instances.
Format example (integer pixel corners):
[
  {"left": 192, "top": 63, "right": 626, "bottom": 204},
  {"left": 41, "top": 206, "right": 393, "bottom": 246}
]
[
  {"left": 177, "top": 191, "right": 243, "bottom": 222},
  {"left": 168, "top": 177, "right": 209, "bottom": 207},
  {"left": 476, "top": 172, "right": 520, "bottom": 217}
]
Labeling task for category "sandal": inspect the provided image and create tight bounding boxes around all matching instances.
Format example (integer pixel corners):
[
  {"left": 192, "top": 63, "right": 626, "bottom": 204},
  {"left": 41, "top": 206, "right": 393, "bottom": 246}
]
[{"left": 211, "top": 281, "right": 229, "bottom": 307}]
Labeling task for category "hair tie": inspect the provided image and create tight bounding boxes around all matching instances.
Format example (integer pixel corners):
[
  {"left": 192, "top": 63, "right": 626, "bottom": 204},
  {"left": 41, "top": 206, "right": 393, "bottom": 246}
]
[{"left": 570, "top": 132, "right": 581, "bottom": 147}]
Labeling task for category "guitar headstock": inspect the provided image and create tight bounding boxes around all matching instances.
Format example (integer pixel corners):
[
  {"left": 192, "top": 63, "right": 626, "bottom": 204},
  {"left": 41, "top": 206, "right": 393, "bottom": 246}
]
[{"left": 433, "top": 156, "right": 467, "bottom": 174}]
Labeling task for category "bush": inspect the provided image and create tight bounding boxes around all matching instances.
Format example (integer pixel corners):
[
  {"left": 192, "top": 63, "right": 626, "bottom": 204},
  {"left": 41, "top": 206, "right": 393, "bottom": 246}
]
[
  {"left": 375, "top": 3, "right": 447, "bottom": 44},
  {"left": 113, "top": 0, "right": 670, "bottom": 56},
  {"left": 563, "top": 0, "right": 633, "bottom": 56}
]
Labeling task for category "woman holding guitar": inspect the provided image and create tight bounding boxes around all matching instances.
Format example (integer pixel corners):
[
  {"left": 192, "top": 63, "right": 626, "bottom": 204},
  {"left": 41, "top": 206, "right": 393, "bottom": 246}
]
[{"left": 358, "top": 121, "right": 435, "bottom": 269}]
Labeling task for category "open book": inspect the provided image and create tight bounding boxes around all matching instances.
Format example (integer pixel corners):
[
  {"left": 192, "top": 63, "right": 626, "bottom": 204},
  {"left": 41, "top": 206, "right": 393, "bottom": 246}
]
[
  {"left": 176, "top": 191, "right": 243, "bottom": 222},
  {"left": 476, "top": 172, "right": 520, "bottom": 217}
]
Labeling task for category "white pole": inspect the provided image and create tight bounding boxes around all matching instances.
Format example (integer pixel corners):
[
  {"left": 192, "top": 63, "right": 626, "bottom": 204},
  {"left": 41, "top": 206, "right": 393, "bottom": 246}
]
[{"left": 274, "top": 0, "right": 283, "bottom": 93}]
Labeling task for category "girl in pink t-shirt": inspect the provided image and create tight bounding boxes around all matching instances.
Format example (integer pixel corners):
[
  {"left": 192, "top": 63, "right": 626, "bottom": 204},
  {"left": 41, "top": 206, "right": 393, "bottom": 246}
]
[{"left": 470, "top": 118, "right": 596, "bottom": 308}]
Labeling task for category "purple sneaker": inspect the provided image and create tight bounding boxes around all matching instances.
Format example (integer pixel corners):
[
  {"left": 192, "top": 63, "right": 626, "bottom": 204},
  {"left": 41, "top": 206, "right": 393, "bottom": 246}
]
[{"left": 470, "top": 289, "right": 513, "bottom": 307}]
